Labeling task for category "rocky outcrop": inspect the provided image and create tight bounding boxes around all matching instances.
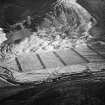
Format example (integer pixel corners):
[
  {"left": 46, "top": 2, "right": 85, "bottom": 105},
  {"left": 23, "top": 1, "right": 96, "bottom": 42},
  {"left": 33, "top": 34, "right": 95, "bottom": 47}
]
[
  {"left": 77, "top": 0, "right": 105, "bottom": 40},
  {"left": 0, "top": 0, "right": 105, "bottom": 41},
  {"left": 0, "top": 1, "right": 92, "bottom": 58}
]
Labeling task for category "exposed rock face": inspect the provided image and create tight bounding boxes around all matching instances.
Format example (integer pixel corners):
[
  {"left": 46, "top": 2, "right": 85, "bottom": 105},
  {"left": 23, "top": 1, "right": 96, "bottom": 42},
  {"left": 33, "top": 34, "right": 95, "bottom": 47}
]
[
  {"left": 77, "top": 0, "right": 105, "bottom": 40},
  {"left": 0, "top": 0, "right": 105, "bottom": 43}
]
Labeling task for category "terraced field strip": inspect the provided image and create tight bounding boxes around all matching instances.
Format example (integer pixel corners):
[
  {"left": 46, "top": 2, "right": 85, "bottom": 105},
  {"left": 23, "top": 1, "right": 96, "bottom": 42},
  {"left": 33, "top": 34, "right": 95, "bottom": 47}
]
[
  {"left": 39, "top": 52, "right": 64, "bottom": 69},
  {"left": 88, "top": 44, "right": 105, "bottom": 59},
  {"left": 55, "top": 48, "right": 88, "bottom": 65},
  {"left": 16, "top": 45, "right": 105, "bottom": 72},
  {"left": 74, "top": 45, "right": 105, "bottom": 62},
  {"left": 17, "top": 53, "right": 43, "bottom": 72}
]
